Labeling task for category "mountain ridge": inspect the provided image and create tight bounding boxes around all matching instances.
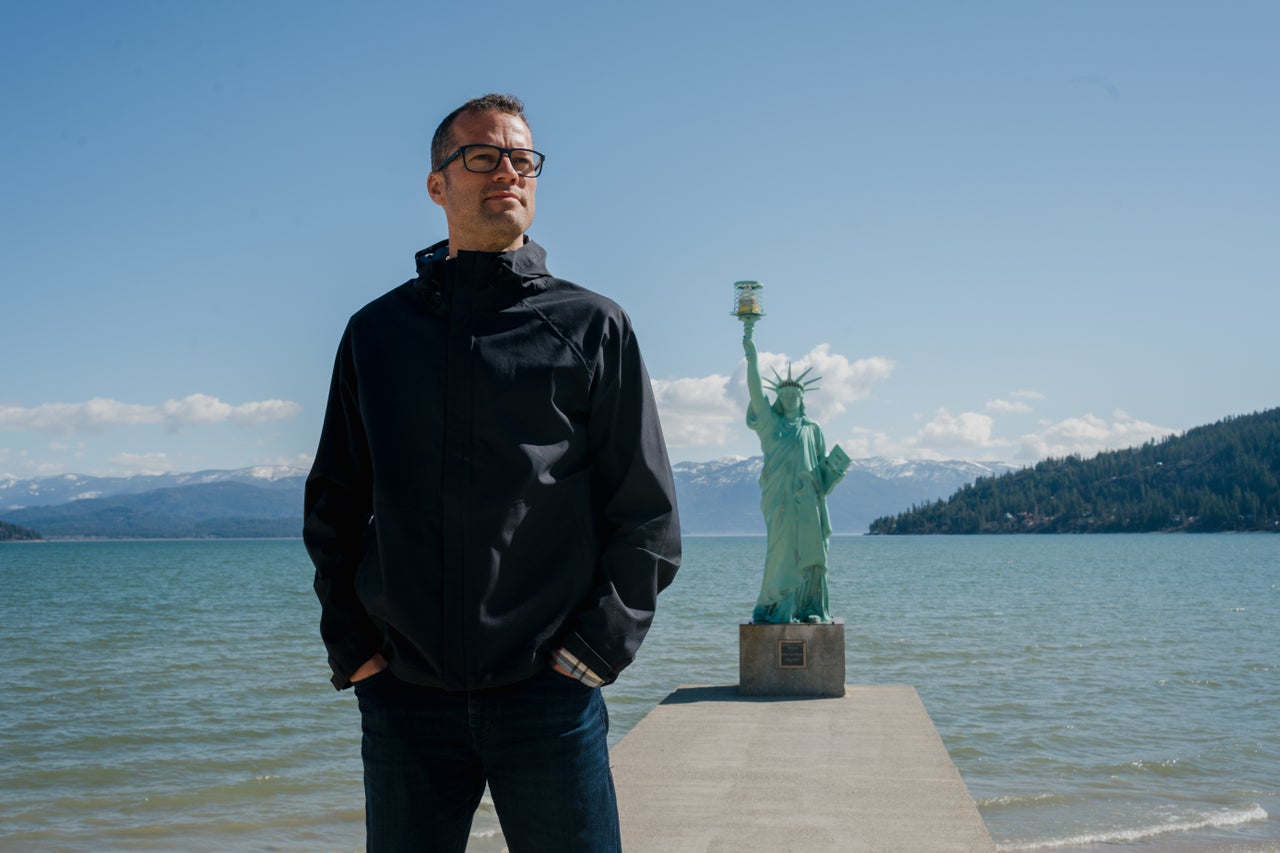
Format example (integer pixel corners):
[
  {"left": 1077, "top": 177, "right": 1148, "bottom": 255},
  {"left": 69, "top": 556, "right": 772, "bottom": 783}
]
[{"left": 0, "top": 457, "right": 1014, "bottom": 539}]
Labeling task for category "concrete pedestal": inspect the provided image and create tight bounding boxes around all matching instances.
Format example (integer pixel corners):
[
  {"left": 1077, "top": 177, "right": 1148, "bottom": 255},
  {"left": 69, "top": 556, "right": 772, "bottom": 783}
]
[{"left": 739, "top": 618, "right": 845, "bottom": 697}]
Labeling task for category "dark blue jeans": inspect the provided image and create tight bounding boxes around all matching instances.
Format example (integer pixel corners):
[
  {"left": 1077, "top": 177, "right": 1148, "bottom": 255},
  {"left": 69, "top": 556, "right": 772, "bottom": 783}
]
[{"left": 354, "top": 667, "right": 620, "bottom": 852}]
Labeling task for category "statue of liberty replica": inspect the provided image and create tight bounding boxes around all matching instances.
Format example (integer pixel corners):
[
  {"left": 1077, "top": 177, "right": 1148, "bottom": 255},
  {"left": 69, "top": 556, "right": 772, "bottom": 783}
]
[{"left": 735, "top": 281, "right": 850, "bottom": 624}]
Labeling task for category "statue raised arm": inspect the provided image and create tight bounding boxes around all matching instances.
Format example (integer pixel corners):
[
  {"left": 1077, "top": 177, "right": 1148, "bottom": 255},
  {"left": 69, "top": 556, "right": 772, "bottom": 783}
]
[{"left": 743, "top": 324, "right": 770, "bottom": 422}]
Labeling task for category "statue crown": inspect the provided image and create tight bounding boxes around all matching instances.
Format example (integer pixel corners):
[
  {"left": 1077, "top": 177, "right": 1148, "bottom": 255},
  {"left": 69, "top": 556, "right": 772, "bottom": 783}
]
[{"left": 765, "top": 363, "right": 822, "bottom": 393}]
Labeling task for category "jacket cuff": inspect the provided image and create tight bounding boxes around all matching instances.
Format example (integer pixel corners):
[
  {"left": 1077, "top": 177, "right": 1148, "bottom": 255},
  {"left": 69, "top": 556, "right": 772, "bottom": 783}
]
[
  {"left": 559, "top": 631, "right": 617, "bottom": 686},
  {"left": 328, "top": 640, "right": 383, "bottom": 691}
]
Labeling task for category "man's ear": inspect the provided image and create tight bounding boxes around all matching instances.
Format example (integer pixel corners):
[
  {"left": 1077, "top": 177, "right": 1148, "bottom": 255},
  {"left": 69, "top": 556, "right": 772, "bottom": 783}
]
[{"left": 426, "top": 171, "right": 447, "bottom": 207}]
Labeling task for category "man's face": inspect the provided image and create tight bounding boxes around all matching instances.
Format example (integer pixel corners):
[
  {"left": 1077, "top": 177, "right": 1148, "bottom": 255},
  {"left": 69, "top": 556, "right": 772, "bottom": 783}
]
[{"left": 427, "top": 110, "right": 536, "bottom": 255}]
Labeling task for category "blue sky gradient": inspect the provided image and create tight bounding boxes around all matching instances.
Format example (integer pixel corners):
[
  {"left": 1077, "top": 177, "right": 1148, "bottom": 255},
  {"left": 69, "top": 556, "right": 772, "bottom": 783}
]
[{"left": 3, "top": 2, "right": 1277, "bottom": 477}]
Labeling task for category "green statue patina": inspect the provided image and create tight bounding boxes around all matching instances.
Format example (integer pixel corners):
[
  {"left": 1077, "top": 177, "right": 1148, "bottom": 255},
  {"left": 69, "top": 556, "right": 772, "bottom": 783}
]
[{"left": 737, "top": 283, "right": 850, "bottom": 624}]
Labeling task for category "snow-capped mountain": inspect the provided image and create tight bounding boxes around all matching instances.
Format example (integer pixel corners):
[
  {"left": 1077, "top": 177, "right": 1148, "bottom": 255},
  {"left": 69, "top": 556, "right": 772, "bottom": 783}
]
[
  {"left": 848, "top": 457, "right": 1020, "bottom": 489},
  {"left": 673, "top": 456, "right": 1020, "bottom": 534},
  {"left": 0, "top": 466, "right": 309, "bottom": 511},
  {"left": 1, "top": 457, "right": 1018, "bottom": 538}
]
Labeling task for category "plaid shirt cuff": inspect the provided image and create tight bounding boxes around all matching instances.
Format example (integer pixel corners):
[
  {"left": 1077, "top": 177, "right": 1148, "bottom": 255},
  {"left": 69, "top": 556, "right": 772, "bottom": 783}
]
[{"left": 551, "top": 648, "right": 605, "bottom": 688}]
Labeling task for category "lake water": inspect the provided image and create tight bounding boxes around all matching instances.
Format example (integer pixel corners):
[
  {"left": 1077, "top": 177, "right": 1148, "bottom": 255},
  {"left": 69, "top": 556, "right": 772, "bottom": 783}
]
[{"left": 0, "top": 535, "right": 1276, "bottom": 851}]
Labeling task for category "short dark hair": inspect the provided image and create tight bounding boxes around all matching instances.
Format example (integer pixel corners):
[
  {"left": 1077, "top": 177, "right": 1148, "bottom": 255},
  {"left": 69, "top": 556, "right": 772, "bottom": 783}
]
[{"left": 431, "top": 93, "right": 530, "bottom": 170}]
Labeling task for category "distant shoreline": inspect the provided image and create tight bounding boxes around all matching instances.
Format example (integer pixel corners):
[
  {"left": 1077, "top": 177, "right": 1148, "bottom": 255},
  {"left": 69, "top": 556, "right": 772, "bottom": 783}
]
[
  {"left": 5, "top": 527, "right": 1274, "bottom": 540},
  {"left": 1, "top": 536, "right": 305, "bottom": 544}
]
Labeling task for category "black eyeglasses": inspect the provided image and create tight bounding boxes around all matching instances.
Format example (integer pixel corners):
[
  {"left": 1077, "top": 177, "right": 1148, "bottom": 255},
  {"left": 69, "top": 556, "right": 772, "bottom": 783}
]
[{"left": 435, "top": 145, "right": 545, "bottom": 177}]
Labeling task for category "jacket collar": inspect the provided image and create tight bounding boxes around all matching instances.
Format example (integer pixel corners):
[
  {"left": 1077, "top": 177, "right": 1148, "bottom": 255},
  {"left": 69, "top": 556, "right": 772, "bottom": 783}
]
[
  {"left": 411, "top": 237, "right": 552, "bottom": 312},
  {"left": 415, "top": 237, "right": 550, "bottom": 284}
]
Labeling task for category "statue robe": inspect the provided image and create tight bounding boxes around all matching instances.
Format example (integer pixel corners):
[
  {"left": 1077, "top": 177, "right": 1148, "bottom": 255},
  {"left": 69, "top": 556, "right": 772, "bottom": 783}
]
[{"left": 747, "top": 403, "right": 838, "bottom": 623}]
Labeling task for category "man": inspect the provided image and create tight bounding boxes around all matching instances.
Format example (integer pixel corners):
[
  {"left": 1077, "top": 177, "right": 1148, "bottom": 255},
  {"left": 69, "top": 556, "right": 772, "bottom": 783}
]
[{"left": 303, "top": 93, "right": 681, "bottom": 852}]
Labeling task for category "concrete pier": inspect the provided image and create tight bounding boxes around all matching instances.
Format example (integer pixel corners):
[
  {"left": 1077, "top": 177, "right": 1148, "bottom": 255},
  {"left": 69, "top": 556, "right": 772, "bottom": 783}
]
[{"left": 611, "top": 684, "right": 995, "bottom": 852}]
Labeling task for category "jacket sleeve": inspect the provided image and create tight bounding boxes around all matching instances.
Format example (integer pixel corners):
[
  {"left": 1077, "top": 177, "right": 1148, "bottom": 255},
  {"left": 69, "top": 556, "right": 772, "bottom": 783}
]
[
  {"left": 559, "top": 316, "right": 681, "bottom": 684},
  {"left": 303, "top": 325, "right": 383, "bottom": 690}
]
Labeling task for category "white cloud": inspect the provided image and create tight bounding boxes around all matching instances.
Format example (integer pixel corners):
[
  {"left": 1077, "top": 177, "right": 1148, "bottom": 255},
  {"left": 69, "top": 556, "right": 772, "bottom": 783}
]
[
  {"left": 111, "top": 452, "right": 174, "bottom": 475},
  {"left": 914, "top": 408, "right": 1007, "bottom": 450},
  {"left": 229, "top": 398, "right": 303, "bottom": 425},
  {"left": 988, "top": 390, "right": 1044, "bottom": 414},
  {"left": 162, "top": 394, "right": 233, "bottom": 427},
  {"left": 856, "top": 409, "right": 1016, "bottom": 461},
  {"left": 803, "top": 346, "right": 896, "bottom": 421},
  {"left": 650, "top": 374, "right": 738, "bottom": 446},
  {"left": 836, "top": 427, "right": 900, "bottom": 458},
  {"left": 834, "top": 406, "right": 1178, "bottom": 464},
  {"left": 890, "top": 407, "right": 1173, "bottom": 463},
  {"left": 0, "top": 398, "right": 157, "bottom": 433},
  {"left": 987, "top": 399, "right": 1034, "bottom": 414},
  {"left": 735, "top": 345, "right": 895, "bottom": 423},
  {"left": 1013, "top": 411, "right": 1174, "bottom": 462},
  {"left": 0, "top": 395, "right": 302, "bottom": 435},
  {"left": 267, "top": 452, "right": 315, "bottom": 469},
  {"left": 652, "top": 344, "right": 895, "bottom": 450}
]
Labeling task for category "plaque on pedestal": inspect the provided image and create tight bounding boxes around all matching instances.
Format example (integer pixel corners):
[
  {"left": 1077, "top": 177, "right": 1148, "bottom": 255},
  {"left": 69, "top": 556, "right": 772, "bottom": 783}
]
[{"left": 739, "top": 619, "right": 846, "bottom": 697}]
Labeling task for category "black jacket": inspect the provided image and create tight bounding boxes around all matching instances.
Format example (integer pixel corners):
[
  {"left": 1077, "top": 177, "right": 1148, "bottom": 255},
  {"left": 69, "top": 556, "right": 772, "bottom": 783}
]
[{"left": 304, "top": 239, "right": 681, "bottom": 690}]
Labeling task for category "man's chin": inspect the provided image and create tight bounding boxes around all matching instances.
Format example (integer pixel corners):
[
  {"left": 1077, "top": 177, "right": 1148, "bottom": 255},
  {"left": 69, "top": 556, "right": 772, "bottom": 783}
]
[{"left": 483, "top": 212, "right": 533, "bottom": 237}]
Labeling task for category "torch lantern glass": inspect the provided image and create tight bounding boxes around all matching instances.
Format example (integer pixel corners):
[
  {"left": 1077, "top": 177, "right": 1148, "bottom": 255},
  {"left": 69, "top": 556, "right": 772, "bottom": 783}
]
[{"left": 732, "top": 280, "right": 764, "bottom": 320}]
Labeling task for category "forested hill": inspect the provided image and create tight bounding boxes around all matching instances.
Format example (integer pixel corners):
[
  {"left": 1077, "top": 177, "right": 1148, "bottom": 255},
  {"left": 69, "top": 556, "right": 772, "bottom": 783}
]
[
  {"left": 870, "top": 408, "right": 1280, "bottom": 534},
  {"left": 0, "top": 519, "right": 42, "bottom": 542}
]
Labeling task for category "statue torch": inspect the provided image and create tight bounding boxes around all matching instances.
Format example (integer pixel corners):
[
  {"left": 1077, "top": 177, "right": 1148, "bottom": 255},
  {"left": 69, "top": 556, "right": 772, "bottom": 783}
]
[{"left": 732, "top": 280, "right": 765, "bottom": 339}]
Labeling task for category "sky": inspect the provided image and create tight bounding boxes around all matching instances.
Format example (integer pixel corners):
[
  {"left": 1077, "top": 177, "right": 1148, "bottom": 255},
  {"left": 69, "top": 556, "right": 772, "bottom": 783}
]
[{"left": 2, "top": 1, "right": 1277, "bottom": 479}]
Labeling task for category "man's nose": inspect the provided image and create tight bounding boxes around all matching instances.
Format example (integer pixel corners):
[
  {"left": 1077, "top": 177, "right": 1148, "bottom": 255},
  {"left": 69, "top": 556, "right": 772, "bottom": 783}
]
[{"left": 491, "top": 153, "right": 521, "bottom": 181}]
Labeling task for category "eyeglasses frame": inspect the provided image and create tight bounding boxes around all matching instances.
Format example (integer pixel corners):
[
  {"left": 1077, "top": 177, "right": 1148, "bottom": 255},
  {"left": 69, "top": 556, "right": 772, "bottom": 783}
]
[{"left": 434, "top": 144, "right": 545, "bottom": 178}]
